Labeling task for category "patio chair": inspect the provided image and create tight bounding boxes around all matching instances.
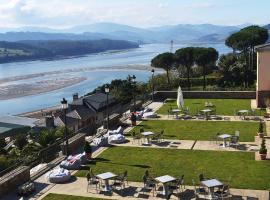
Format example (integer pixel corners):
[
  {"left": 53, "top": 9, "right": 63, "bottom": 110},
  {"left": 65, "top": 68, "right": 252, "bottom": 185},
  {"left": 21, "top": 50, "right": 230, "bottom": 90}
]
[
  {"left": 169, "top": 174, "right": 185, "bottom": 194},
  {"left": 214, "top": 133, "right": 221, "bottom": 144},
  {"left": 132, "top": 131, "right": 142, "bottom": 144},
  {"left": 230, "top": 136, "right": 239, "bottom": 149},
  {"left": 198, "top": 173, "right": 211, "bottom": 182},
  {"left": 86, "top": 170, "right": 100, "bottom": 193},
  {"left": 235, "top": 131, "right": 240, "bottom": 137},
  {"left": 199, "top": 174, "right": 206, "bottom": 181},
  {"left": 151, "top": 132, "right": 161, "bottom": 143},
  {"left": 142, "top": 170, "right": 156, "bottom": 196},
  {"left": 113, "top": 170, "right": 128, "bottom": 195},
  {"left": 160, "top": 130, "right": 164, "bottom": 142},
  {"left": 214, "top": 184, "right": 231, "bottom": 200},
  {"left": 192, "top": 179, "right": 208, "bottom": 200}
]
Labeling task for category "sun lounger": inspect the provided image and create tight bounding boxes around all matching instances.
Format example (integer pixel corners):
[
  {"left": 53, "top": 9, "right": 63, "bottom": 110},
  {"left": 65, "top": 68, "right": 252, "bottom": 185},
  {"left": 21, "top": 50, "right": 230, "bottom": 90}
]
[
  {"left": 48, "top": 168, "right": 71, "bottom": 183},
  {"left": 142, "top": 112, "right": 157, "bottom": 119},
  {"left": 60, "top": 158, "right": 81, "bottom": 170},
  {"left": 107, "top": 126, "right": 123, "bottom": 135},
  {"left": 108, "top": 134, "right": 126, "bottom": 144}
]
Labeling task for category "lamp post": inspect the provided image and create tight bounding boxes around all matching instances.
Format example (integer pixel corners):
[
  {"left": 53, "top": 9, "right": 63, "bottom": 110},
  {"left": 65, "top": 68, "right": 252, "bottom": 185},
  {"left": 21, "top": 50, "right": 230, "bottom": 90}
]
[
  {"left": 132, "top": 75, "right": 136, "bottom": 109},
  {"left": 61, "top": 98, "right": 68, "bottom": 156},
  {"left": 105, "top": 85, "right": 110, "bottom": 132},
  {"left": 151, "top": 69, "right": 155, "bottom": 102}
]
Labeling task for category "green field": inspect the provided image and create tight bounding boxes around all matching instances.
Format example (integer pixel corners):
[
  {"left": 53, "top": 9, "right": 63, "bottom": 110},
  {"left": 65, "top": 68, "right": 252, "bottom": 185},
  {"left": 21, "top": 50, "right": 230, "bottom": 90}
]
[
  {"left": 75, "top": 147, "right": 270, "bottom": 190},
  {"left": 157, "top": 99, "right": 265, "bottom": 116},
  {"left": 42, "top": 194, "right": 107, "bottom": 200},
  {"left": 128, "top": 120, "right": 262, "bottom": 142}
]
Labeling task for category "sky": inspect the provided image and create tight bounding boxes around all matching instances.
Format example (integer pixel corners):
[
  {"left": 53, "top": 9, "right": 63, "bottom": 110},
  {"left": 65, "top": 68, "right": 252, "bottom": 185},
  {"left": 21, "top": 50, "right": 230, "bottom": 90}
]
[{"left": 0, "top": 0, "right": 269, "bottom": 28}]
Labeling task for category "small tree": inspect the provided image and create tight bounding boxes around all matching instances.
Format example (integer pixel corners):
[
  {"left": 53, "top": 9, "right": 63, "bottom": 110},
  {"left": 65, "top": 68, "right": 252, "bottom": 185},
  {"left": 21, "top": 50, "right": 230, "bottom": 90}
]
[
  {"left": 194, "top": 48, "right": 219, "bottom": 90},
  {"left": 15, "top": 134, "right": 28, "bottom": 150},
  {"left": 175, "top": 47, "right": 195, "bottom": 90},
  {"left": 258, "top": 121, "right": 264, "bottom": 133},
  {"left": 151, "top": 52, "right": 175, "bottom": 87},
  {"left": 84, "top": 142, "right": 92, "bottom": 159},
  {"left": 259, "top": 139, "right": 267, "bottom": 155}
]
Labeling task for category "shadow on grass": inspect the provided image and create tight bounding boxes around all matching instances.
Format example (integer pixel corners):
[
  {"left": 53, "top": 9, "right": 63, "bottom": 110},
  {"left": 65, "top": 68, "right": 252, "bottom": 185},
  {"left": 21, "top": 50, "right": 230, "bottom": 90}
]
[
  {"left": 80, "top": 165, "right": 90, "bottom": 170},
  {"left": 89, "top": 157, "right": 151, "bottom": 169},
  {"left": 130, "top": 164, "right": 151, "bottom": 169}
]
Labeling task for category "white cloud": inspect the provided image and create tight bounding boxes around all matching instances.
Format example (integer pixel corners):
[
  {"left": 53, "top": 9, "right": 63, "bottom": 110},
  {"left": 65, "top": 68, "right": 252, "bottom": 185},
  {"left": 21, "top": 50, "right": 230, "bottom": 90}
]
[{"left": 0, "top": 0, "right": 268, "bottom": 28}]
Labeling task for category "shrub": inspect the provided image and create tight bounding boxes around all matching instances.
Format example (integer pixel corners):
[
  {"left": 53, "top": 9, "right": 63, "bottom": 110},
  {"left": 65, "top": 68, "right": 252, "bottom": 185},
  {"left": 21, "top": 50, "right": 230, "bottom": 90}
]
[
  {"left": 14, "top": 134, "right": 28, "bottom": 150},
  {"left": 259, "top": 139, "right": 267, "bottom": 154},
  {"left": 258, "top": 121, "right": 264, "bottom": 133}
]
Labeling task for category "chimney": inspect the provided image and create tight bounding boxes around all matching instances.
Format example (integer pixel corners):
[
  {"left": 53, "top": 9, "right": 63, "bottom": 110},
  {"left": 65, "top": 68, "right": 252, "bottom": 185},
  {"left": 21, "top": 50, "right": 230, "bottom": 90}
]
[
  {"left": 45, "top": 115, "right": 54, "bottom": 128},
  {"left": 73, "top": 93, "right": 79, "bottom": 101}
]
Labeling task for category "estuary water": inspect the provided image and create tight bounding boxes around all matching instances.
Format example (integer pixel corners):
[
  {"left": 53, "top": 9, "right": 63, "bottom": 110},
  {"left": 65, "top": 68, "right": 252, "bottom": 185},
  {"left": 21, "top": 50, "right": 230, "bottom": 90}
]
[{"left": 0, "top": 43, "right": 231, "bottom": 115}]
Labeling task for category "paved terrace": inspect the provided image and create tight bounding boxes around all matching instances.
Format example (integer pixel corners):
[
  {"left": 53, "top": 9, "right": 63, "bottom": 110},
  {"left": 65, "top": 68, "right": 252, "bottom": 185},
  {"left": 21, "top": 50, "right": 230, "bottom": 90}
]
[{"left": 3, "top": 101, "right": 270, "bottom": 200}]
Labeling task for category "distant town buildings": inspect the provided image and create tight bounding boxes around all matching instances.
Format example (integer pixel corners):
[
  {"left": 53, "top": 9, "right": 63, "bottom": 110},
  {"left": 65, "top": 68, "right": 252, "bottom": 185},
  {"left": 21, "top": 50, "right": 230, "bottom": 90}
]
[{"left": 55, "top": 92, "right": 121, "bottom": 133}]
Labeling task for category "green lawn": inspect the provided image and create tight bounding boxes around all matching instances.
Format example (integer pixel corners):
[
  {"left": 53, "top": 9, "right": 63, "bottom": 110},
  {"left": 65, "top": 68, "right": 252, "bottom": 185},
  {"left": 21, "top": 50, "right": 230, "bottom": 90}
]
[
  {"left": 157, "top": 99, "right": 265, "bottom": 116},
  {"left": 42, "top": 193, "right": 107, "bottom": 200},
  {"left": 129, "top": 120, "right": 262, "bottom": 142},
  {"left": 75, "top": 147, "right": 270, "bottom": 190}
]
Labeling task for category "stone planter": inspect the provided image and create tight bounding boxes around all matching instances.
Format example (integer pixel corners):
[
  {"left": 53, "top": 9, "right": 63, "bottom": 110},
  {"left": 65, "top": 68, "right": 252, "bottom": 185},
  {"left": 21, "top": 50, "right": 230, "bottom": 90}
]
[
  {"left": 260, "top": 153, "right": 267, "bottom": 160},
  {"left": 255, "top": 151, "right": 268, "bottom": 161}
]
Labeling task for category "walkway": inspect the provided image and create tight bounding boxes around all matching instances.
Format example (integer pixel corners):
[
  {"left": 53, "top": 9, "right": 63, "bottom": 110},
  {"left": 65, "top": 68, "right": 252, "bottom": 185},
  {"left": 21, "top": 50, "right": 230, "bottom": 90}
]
[
  {"left": 114, "top": 138, "right": 260, "bottom": 153},
  {"left": 37, "top": 177, "right": 269, "bottom": 200}
]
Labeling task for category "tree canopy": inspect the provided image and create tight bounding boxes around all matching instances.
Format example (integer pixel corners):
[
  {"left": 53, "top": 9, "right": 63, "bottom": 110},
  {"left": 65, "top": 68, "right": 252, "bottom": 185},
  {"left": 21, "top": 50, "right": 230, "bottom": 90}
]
[
  {"left": 151, "top": 52, "right": 175, "bottom": 86},
  {"left": 175, "top": 47, "right": 195, "bottom": 90},
  {"left": 194, "top": 47, "right": 219, "bottom": 90},
  {"left": 225, "top": 25, "right": 268, "bottom": 52}
]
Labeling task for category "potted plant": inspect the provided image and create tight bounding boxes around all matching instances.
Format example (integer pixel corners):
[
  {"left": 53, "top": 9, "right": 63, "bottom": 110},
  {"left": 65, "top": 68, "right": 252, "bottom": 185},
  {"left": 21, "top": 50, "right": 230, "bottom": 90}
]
[
  {"left": 84, "top": 142, "right": 92, "bottom": 160},
  {"left": 259, "top": 139, "right": 267, "bottom": 160},
  {"left": 130, "top": 112, "right": 137, "bottom": 126},
  {"left": 257, "top": 121, "right": 264, "bottom": 138}
]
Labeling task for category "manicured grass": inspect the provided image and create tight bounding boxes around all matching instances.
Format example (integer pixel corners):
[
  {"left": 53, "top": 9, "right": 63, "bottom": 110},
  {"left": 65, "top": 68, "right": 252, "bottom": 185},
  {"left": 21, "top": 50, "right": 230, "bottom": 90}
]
[
  {"left": 129, "top": 120, "right": 262, "bottom": 142},
  {"left": 42, "top": 193, "right": 107, "bottom": 200},
  {"left": 75, "top": 147, "right": 270, "bottom": 190},
  {"left": 157, "top": 99, "right": 265, "bottom": 116}
]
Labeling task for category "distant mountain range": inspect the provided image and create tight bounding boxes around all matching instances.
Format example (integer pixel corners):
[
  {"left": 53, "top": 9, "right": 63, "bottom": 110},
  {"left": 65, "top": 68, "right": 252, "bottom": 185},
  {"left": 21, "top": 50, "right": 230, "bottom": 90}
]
[
  {"left": 0, "top": 23, "right": 269, "bottom": 44},
  {"left": 0, "top": 23, "right": 248, "bottom": 44}
]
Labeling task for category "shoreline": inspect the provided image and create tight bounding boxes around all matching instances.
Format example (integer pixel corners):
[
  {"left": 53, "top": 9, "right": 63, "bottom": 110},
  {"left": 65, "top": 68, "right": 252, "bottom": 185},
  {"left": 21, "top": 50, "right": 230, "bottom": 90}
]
[
  {"left": 0, "top": 64, "right": 162, "bottom": 101},
  {"left": 0, "top": 77, "right": 86, "bottom": 101},
  {"left": 0, "top": 64, "right": 156, "bottom": 84}
]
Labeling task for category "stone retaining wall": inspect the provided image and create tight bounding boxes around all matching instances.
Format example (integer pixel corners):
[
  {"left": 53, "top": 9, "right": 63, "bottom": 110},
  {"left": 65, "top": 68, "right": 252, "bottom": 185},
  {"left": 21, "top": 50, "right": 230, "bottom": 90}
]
[
  {"left": 0, "top": 166, "right": 30, "bottom": 196},
  {"left": 154, "top": 91, "right": 256, "bottom": 101},
  {"left": 61, "top": 133, "right": 86, "bottom": 155}
]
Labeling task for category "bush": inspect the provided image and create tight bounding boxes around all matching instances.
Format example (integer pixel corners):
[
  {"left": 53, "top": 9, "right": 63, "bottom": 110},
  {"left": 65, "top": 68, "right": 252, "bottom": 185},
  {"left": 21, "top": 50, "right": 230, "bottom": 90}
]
[
  {"left": 258, "top": 121, "right": 264, "bottom": 133},
  {"left": 14, "top": 134, "right": 28, "bottom": 150},
  {"left": 259, "top": 139, "right": 267, "bottom": 154}
]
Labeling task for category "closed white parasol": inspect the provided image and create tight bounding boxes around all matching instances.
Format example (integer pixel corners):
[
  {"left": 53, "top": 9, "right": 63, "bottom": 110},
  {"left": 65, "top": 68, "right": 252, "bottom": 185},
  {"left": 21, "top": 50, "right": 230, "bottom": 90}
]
[{"left": 177, "top": 86, "right": 184, "bottom": 108}]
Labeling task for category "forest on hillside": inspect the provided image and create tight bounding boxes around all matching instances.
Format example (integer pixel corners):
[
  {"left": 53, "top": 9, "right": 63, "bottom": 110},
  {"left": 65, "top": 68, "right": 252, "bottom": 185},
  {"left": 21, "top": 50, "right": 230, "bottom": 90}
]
[{"left": 0, "top": 39, "right": 139, "bottom": 63}]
